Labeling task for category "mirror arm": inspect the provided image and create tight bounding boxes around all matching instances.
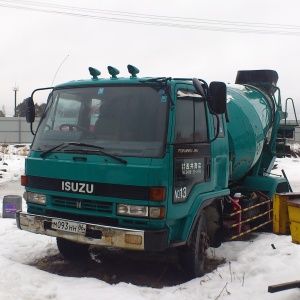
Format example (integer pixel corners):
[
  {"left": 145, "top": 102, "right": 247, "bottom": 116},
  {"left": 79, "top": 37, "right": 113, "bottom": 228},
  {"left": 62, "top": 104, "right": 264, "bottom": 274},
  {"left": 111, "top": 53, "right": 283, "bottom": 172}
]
[
  {"left": 225, "top": 107, "right": 230, "bottom": 122},
  {"left": 210, "top": 112, "right": 220, "bottom": 142},
  {"left": 30, "top": 123, "right": 35, "bottom": 135}
]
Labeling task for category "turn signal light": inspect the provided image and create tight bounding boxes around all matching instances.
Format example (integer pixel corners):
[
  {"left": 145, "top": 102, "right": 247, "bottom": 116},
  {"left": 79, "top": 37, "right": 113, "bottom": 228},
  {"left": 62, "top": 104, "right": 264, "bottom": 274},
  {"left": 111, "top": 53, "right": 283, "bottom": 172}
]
[
  {"left": 150, "top": 187, "right": 166, "bottom": 202},
  {"left": 21, "top": 175, "right": 27, "bottom": 186}
]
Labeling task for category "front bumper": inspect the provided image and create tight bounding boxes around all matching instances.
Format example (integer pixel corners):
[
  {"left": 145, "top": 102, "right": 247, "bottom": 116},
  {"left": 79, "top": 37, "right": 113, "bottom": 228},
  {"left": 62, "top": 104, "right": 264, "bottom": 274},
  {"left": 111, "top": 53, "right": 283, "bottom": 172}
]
[{"left": 16, "top": 211, "right": 168, "bottom": 251}]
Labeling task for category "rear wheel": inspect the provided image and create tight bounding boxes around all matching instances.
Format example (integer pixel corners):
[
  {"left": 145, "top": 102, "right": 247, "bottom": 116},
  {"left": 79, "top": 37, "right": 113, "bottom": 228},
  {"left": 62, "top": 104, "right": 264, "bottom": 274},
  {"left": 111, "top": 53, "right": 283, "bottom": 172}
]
[
  {"left": 178, "top": 212, "right": 209, "bottom": 279},
  {"left": 56, "top": 237, "right": 90, "bottom": 260}
]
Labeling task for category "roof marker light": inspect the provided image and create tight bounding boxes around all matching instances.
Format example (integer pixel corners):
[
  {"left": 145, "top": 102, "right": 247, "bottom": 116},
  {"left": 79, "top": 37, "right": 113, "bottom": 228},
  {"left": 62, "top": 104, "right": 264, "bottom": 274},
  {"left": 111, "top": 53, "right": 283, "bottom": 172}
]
[
  {"left": 89, "top": 67, "right": 101, "bottom": 79},
  {"left": 108, "top": 66, "right": 120, "bottom": 78},
  {"left": 127, "top": 65, "right": 139, "bottom": 78}
]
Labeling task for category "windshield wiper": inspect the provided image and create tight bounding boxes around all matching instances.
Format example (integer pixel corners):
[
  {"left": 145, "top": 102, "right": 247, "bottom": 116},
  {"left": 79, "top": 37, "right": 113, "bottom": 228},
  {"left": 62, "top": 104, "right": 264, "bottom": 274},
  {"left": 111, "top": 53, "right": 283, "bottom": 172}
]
[
  {"left": 40, "top": 142, "right": 127, "bottom": 165},
  {"left": 40, "top": 142, "right": 103, "bottom": 158},
  {"left": 40, "top": 142, "right": 69, "bottom": 158}
]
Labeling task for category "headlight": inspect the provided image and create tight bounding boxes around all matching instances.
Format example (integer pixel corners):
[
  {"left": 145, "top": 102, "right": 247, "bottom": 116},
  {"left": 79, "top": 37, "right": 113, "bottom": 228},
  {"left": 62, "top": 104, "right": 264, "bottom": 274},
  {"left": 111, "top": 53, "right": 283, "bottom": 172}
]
[
  {"left": 149, "top": 207, "right": 165, "bottom": 219},
  {"left": 23, "top": 191, "right": 46, "bottom": 205},
  {"left": 117, "top": 204, "right": 148, "bottom": 217},
  {"left": 117, "top": 204, "right": 165, "bottom": 219}
]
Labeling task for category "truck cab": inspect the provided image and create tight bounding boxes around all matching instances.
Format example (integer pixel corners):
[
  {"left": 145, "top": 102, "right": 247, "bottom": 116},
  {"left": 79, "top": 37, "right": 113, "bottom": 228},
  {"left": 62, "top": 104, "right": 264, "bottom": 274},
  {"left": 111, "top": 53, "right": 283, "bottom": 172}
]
[{"left": 18, "top": 66, "right": 290, "bottom": 279}]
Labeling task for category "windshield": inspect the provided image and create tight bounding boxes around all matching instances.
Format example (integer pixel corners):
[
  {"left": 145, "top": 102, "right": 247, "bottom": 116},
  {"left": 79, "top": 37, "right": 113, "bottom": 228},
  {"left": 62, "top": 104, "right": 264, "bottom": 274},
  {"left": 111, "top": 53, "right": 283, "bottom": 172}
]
[{"left": 32, "top": 85, "right": 169, "bottom": 158}]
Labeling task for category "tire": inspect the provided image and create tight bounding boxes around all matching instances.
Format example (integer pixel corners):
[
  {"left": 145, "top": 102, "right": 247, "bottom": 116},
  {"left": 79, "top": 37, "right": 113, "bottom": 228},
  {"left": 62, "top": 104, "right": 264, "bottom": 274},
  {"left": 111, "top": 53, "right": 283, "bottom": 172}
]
[
  {"left": 56, "top": 237, "right": 90, "bottom": 260},
  {"left": 205, "top": 204, "right": 222, "bottom": 248},
  {"left": 178, "top": 212, "right": 209, "bottom": 279}
]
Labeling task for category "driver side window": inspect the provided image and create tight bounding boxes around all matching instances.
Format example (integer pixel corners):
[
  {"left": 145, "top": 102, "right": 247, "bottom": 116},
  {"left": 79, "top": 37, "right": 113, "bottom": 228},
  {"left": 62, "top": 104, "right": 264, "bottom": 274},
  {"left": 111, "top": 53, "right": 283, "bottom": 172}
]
[{"left": 175, "top": 90, "right": 208, "bottom": 143}]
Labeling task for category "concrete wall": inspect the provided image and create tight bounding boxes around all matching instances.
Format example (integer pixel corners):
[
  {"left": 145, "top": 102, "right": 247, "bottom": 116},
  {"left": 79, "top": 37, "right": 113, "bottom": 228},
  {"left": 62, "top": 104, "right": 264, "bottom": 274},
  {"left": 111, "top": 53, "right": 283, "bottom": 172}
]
[{"left": 0, "top": 117, "right": 40, "bottom": 144}]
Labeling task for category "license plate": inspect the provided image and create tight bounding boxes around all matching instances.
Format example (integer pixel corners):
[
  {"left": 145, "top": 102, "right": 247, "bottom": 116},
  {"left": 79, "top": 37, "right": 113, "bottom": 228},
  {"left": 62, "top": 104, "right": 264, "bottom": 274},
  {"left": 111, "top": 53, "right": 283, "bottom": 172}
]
[{"left": 51, "top": 219, "right": 86, "bottom": 235}]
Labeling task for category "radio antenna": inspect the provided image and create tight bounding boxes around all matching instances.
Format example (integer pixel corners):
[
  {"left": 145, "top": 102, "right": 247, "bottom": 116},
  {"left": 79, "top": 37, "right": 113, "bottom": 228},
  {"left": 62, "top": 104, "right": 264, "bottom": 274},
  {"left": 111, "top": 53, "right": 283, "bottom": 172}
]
[{"left": 51, "top": 55, "right": 69, "bottom": 86}]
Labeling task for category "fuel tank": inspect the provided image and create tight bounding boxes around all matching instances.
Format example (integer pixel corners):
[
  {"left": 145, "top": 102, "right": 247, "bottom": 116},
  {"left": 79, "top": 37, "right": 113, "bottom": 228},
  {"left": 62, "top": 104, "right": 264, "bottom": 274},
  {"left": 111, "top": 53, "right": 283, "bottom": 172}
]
[{"left": 226, "top": 70, "right": 278, "bottom": 181}]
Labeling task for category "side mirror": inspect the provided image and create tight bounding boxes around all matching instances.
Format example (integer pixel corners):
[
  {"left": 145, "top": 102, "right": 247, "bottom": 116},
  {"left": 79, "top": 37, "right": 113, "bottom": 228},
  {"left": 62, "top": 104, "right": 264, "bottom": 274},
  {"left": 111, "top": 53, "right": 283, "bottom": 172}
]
[
  {"left": 25, "top": 97, "right": 35, "bottom": 123},
  {"left": 209, "top": 81, "right": 227, "bottom": 114}
]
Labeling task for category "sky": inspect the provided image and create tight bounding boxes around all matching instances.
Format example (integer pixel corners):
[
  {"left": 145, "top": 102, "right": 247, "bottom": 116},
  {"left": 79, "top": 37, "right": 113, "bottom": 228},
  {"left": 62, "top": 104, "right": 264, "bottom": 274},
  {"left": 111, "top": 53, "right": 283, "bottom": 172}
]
[
  {"left": 1, "top": 0, "right": 300, "bottom": 118},
  {"left": 0, "top": 144, "right": 300, "bottom": 299}
]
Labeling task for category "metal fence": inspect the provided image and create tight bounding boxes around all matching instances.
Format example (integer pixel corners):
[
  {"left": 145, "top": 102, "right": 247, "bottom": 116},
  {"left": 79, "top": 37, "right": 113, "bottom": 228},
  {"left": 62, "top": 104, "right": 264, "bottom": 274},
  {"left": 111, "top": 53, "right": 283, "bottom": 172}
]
[
  {"left": 295, "top": 127, "right": 300, "bottom": 142},
  {"left": 0, "top": 117, "right": 40, "bottom": 144},
  {"left": 0, "top": 117, "right": 300, "bottom": 145}
]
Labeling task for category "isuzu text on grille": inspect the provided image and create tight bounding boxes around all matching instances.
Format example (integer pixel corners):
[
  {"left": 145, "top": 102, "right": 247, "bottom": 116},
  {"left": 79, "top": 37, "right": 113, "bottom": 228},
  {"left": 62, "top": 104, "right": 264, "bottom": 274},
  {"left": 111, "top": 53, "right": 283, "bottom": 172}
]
[{"left": 62, "top": 181, "right": 94, "bottom": 194}]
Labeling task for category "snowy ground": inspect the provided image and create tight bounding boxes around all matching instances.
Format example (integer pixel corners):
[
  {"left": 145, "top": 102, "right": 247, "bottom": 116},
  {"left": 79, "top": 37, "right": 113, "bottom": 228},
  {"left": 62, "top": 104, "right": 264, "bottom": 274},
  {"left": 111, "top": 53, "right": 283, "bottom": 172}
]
[{"left": 0, "top": 144, "right": 300, "bottom": 300}]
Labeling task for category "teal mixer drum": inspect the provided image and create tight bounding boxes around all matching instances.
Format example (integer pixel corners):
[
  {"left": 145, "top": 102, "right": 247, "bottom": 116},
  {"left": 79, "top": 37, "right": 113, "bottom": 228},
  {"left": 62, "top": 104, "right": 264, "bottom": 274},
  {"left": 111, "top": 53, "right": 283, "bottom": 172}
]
[{"left": 226, "top": 71, "right": 277, "bottom": 181}]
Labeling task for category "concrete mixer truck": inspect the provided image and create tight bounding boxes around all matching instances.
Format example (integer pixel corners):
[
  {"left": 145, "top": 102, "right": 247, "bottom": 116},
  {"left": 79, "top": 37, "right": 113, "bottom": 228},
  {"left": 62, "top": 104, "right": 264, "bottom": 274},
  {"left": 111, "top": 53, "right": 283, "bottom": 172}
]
[{"left": 16, "top": 66, "right": 297, "bottom": 278}]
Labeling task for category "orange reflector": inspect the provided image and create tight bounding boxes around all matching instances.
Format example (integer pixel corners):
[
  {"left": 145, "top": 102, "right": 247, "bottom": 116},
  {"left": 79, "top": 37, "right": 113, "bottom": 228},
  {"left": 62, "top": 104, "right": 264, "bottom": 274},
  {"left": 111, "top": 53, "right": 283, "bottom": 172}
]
[
  {"left": 150, "top": 187, "right": 166, "bottom": 202},
  {"left": 125, "top": 234, "right": 142, "bottom": 245},
  {"left": 21, "top": 175, "right": 27, "bottom": 186},
  {"left": 160, "top": 207, "right": 166, "bottom": 218}
]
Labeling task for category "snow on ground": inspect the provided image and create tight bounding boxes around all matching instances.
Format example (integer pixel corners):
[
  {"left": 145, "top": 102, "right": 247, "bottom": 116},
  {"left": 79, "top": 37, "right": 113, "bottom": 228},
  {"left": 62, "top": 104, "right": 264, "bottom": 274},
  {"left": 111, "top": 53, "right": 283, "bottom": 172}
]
[{"left": 0, "top": 145, "right": 300, "bottom": 300}]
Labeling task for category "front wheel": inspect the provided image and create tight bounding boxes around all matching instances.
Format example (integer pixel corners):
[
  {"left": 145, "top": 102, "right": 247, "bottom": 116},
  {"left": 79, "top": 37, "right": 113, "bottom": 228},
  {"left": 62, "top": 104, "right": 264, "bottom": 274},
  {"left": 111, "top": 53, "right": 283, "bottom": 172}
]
[
  {"left": 56, "top": 237, "right": 90, "bottom": 260},
  {"left": 178, "top": 212, "right": 209, "bottom": 279}
]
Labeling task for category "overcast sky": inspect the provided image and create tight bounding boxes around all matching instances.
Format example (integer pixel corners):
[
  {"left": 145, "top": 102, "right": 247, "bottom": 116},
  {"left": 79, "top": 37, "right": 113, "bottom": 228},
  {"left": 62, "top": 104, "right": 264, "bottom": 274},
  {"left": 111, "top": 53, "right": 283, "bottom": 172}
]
[{"left": 1, "top": 0, "right": 300, "bottom": 118}]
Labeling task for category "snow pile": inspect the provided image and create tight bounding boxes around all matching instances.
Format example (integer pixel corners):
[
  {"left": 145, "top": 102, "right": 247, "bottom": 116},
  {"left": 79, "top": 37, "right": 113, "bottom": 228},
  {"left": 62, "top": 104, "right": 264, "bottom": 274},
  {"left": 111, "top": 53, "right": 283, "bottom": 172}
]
[
  {"left": 0, "top": 144, "right": 29, "bottom": 179},
  {"left": 0, "top": 145, "right": 300, "bottom": 300}
]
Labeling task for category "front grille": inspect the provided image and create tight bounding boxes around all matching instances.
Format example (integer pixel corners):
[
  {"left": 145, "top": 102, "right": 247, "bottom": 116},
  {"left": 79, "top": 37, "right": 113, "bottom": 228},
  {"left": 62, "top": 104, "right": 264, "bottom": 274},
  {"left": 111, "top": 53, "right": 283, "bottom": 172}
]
[
  {"left": 27, "top": 175, "right": 150, "bottom": 200},
  {"left": 52, "top": 196, "right": 113, "bottom": 214}
]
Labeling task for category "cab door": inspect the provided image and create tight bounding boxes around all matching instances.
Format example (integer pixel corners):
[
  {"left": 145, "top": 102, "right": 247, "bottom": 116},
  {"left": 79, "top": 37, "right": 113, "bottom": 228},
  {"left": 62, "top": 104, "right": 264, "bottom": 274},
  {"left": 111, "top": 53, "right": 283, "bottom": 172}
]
[{"left": 172, "top": 84, "right": 211, "bottom": 204}]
